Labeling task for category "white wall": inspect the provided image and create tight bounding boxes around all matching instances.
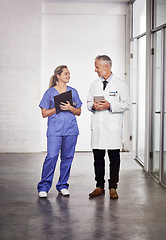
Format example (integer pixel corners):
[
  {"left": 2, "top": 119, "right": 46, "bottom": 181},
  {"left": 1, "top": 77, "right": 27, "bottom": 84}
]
[
  {"left": 0, "top": 0, "right": 42, "bottom": 152},
  {"left": 0, "top": 0, "right": 130, "bottom": 153},
  {"left": 41, "top": 1, "right": 130, "bottom": 151}
]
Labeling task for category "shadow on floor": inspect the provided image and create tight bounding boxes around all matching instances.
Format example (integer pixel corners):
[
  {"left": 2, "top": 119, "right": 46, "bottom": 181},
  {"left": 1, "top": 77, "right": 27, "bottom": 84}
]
[{"left": 0, "top": 152, "right": 166, "bottom": 240}]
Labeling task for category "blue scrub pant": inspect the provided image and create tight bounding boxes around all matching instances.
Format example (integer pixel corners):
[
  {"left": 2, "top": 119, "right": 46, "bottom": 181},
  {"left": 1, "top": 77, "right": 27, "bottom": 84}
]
[{"left": 37, "top": 135, "right": 78, "bottom": 193}]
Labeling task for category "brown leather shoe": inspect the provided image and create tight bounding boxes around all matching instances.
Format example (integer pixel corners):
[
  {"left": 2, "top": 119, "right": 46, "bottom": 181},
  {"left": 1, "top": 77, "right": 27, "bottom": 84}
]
[
  {"left": 89, "top": 187, "right": 105, "bottom": 197},
  {"left": 110, "top": 188, "right": 118, "bottom": 199}
]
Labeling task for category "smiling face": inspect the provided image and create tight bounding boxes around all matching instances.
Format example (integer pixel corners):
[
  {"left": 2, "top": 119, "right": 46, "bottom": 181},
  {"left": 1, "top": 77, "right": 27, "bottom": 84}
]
[
  {"left": 95, "top": 59, "right": 107, "bottom": 78},
  {"left": 95, "top": 59, "right": 112, "bottom": 80},
  {"left": 57, "top": 68, "right": 70, "bottom": 84}
]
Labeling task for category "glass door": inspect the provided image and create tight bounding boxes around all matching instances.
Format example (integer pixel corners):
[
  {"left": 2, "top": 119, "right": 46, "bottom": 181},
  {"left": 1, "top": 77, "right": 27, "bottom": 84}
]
[
  {"left": 130, "top": 36, "right": 146, "bottom": 164},
  {"left": 152, "top": 31, "right": 162, "bottom": 179},
  {"left": 130, "top": 39, "right": 137, "bottom": 158},
  {"left": 162, "top": 29, "right": 166, "bottom": 185},
  {"left": 137, "top": 36, "right": 146, "bottom": 163}
]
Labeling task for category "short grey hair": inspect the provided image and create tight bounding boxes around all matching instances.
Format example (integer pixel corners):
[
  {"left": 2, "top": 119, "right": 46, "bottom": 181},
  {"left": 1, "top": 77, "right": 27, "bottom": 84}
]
[{"left": 95, "top": 55, "right": 112, "bottom": 68}]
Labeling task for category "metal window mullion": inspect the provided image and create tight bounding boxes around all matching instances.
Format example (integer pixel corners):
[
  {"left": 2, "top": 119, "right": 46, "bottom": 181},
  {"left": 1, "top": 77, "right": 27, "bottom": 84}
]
[
  {"left": 136, "top": 39, "right": 139, "bottom": 159},
  {"left": 152, "top": 24, "right": 166, "bottom": 33},
  {"left": 131, "top": 3, "right": 133, "bottom": 39},
  {"left": 151, "top": 0, "right": 155, "bottom": 30},
  {"left": 149, "top": 31, "right": 154, "bottom": 174},
  {"left": 159, "top": 28, "right": 165, "bottom": 182}
]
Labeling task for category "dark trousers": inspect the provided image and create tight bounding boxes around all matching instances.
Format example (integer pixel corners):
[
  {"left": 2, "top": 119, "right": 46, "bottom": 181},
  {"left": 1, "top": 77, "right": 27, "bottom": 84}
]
[{"left": 93, "top": 149, "right": 120, "bottom": 189}]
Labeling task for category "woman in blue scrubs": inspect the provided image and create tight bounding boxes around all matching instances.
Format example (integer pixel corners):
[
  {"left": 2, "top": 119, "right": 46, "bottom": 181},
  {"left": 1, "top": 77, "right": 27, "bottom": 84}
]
[{"left": 37, "top": 65, "right": 82, "bottom": 198}]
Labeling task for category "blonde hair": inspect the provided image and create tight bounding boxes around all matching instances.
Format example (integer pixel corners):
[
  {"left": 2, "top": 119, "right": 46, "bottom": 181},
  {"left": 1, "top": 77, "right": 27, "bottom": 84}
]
[{"left": 49, "top": 65, "right": 68, "bottom": 88}]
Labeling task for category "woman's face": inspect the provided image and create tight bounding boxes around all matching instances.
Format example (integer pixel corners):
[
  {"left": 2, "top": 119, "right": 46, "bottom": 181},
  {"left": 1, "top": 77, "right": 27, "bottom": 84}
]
[{"left": 57, "top": 68, "right": 70, "bottom": 84}]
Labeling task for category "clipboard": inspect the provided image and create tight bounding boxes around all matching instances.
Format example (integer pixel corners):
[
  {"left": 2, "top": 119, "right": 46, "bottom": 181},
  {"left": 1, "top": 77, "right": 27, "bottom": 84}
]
[{"left": 54, "top": 90, "right": 73, "bottom": 114}]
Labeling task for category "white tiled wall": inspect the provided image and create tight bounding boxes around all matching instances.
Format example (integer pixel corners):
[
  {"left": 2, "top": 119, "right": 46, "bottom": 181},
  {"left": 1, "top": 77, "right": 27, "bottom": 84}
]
[{"left": 0, "top": 0, "right": 42, "bottom": 152}]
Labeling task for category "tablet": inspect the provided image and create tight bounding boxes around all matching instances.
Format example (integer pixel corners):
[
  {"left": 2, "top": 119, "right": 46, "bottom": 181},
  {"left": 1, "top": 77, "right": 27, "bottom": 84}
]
[{"left": 94, "top": 96, "right": 105, "bottom": 102}]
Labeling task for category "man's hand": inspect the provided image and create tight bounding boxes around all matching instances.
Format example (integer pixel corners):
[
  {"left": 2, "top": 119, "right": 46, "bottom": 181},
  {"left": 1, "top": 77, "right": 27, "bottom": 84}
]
[{"left": 93, "top": 100, "right": 110, "bottom": 111}]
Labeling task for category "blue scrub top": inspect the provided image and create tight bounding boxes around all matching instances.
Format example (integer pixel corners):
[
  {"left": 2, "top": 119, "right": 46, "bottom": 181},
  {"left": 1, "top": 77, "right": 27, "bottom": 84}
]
[{"left": 39, "top": 86, "right": 82, "bottom": 137}]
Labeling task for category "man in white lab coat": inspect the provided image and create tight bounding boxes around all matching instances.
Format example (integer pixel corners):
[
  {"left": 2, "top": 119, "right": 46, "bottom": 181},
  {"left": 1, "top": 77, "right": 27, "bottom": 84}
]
[{"left": 87, "top": 55, "right": 130, "bottom": 199}]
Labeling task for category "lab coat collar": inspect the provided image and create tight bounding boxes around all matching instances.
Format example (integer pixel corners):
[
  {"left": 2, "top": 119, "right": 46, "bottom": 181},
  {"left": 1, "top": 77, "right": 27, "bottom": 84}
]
[{"left": 101, "top": 73, "right": 114, "bottom": 83}]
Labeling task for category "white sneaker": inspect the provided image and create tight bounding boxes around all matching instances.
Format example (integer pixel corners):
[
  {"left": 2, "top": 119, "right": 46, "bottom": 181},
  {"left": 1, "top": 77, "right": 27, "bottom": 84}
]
[
  {"left": 60, "top": 189, "right": 70, "bottom": 196},
  {"left": 38, "top": 191, "right": 47, "bottom": 198}
]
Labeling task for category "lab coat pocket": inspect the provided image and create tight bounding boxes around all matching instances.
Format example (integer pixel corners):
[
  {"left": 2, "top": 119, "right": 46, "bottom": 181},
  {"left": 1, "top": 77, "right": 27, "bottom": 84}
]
[
  {"left": 91, "top": 113, "right": 99, "bottom": 130},
  {"left": 108, "top": 92, "right": 119, "bottom": 104}
]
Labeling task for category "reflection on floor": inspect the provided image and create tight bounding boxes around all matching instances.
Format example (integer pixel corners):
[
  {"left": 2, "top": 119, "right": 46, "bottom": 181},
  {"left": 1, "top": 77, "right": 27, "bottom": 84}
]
[{"left": 0, "top": 152, "right": 166, "bottom": 240}]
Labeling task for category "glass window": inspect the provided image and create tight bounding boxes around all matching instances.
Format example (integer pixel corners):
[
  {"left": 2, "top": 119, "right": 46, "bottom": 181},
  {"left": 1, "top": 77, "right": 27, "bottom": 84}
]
[
  {"left": 137, "top": 36, "right": 146, "bottom": 163},
  {"left": 154, "top": 0, "right": 166, "bottom": 28},
  {"left": 152, "top": 31, "right": 162, "bottom": 179},
  {"left": 133, "top": 0, "right": 146, "bottom": 37},
  {"left": 130, "top": 40, "right": 137, "bottom": 157},
  {"left": 162, "top": 29, "right": 166, "bottom": 185}
]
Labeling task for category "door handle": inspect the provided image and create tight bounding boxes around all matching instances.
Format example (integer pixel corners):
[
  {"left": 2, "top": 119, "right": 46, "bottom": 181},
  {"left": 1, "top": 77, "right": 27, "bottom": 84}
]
[{"left": 155, "top": 111, "right": 161, "bottom": 114}]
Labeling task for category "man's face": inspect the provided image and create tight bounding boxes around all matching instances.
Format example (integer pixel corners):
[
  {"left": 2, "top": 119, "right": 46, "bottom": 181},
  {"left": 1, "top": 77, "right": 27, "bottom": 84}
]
[{"left": 95, "top": 59, "right": 106, "bottom": 78}]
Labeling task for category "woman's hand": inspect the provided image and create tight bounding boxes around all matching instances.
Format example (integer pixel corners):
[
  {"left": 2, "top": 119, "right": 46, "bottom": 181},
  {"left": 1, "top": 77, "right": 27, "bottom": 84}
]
[
  {"left": 60, "top": 101, "right": 81, "bottom": 116},
  {"left": 60, "top": 101, "right": 71, "bottom": 111}
]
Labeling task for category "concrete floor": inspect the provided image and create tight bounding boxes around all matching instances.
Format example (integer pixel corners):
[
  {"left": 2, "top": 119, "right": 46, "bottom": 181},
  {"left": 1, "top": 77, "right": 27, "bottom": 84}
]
[{"left": 0, "top": 152, "right": 166, "bottom": 240}]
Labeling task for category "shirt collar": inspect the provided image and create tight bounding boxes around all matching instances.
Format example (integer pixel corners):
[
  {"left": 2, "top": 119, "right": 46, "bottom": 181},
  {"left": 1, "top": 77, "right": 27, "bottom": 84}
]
[{"left": 101, "top": 73, "right": 113, "bottom": 83}]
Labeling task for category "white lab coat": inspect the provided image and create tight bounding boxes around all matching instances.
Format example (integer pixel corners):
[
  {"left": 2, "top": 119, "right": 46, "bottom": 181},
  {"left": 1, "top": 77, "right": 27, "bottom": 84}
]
[{"left": 87, "top": 74, "right": 130, "bottom": 149}]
